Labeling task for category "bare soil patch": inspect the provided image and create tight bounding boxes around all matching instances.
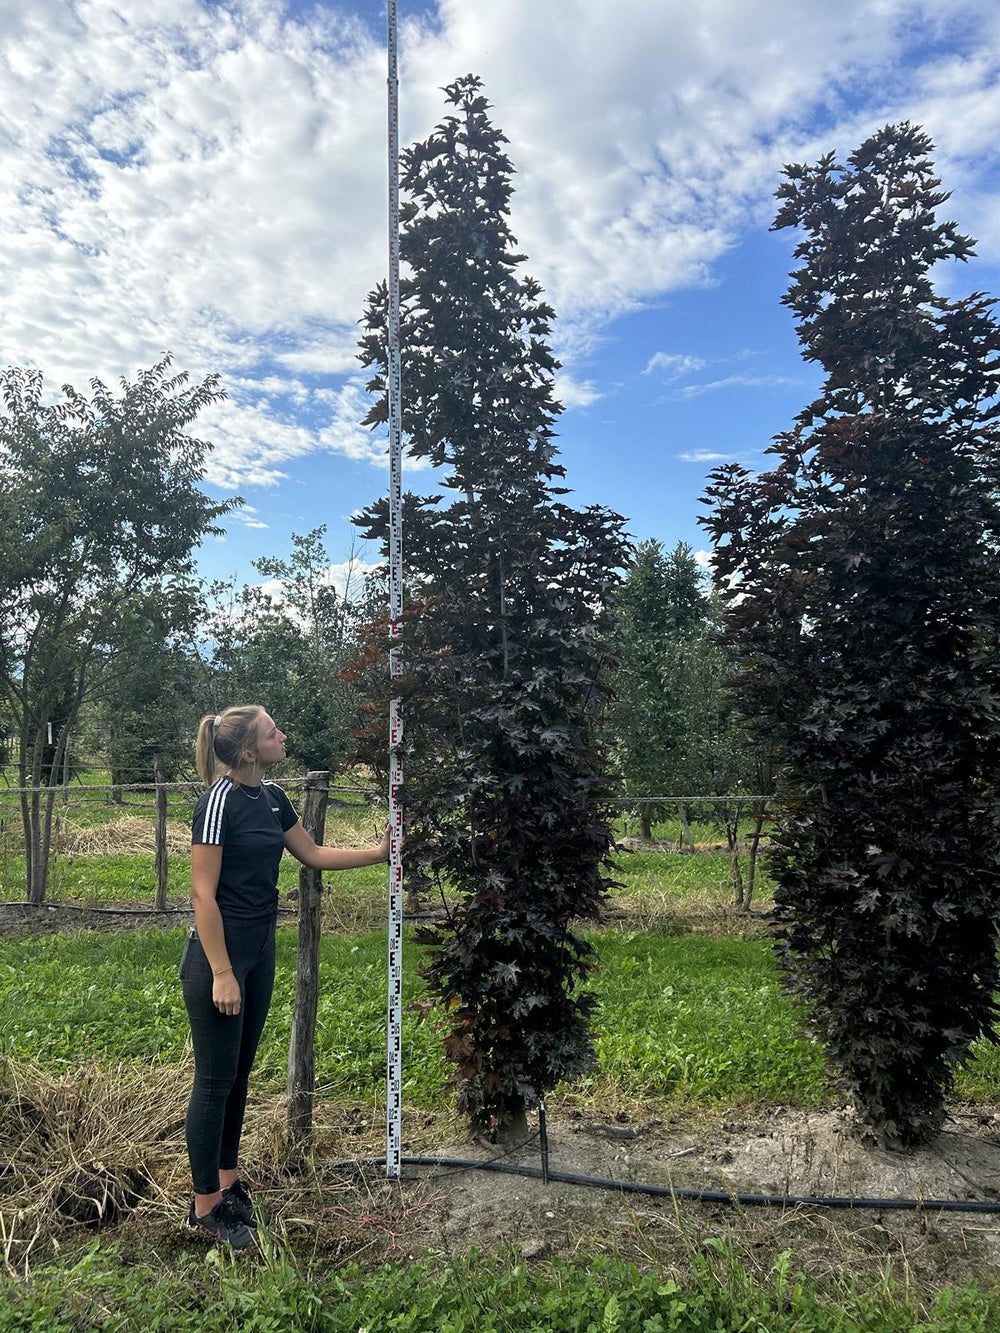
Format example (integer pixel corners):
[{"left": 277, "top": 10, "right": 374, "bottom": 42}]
[{"left": 336, "top": 1102, "right": 1000, "bottom": 1286}]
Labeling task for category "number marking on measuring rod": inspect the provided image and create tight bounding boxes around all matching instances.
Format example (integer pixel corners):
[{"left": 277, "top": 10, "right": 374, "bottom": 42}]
[{"left": 386, "top": 0, "right": 404, "bottom": 1182}]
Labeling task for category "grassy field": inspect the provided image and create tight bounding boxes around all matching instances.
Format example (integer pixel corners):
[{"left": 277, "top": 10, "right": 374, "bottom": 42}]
[
  {"left": 2, "top": 779, "right": 999, "bottom": 1329},
  {"left": 2, "top": 924, "right": 997, "bottom": 1107},
  {"left": 0, "top": 849, "right": 388, "bottom": 905},
  {"left": 0, "top": 927, "right": 831, "bottom": 1107},
  {"left": 0, "top": 771, "right": 744, "bottom": 906}
]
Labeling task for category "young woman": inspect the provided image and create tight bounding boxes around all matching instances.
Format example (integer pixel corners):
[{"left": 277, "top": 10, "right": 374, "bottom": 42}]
[{"left": 181, "top": 704, "right": 389, "bottom": 1248}]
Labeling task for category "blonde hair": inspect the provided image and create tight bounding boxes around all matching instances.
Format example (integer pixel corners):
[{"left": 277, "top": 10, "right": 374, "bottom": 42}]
[{"left": 196, "top": 705, "right": 265, "bottom": 787}]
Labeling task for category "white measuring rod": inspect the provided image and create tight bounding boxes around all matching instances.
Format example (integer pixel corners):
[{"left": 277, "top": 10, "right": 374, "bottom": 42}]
[{"left": 385, "top": 0, "right": 404, "bottom": 1181}]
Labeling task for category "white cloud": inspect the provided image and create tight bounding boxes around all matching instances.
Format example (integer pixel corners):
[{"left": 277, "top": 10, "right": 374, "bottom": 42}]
[
  {"left": 644, "top": 352, "right": 707, "bottom": 378},
  {"left": 254, "top": 555, "right": 377, "bottom": 612},
  {"left": 677, "top": 374, "right": 799, "bottom": 400},
  {"left": 412, "top": 0, "right": 1000, "bottom": 320},
  {"left": 0, "top": 3, "right": 387, "bottom": 423},
  {"left": 254, "top": 576, "right": 285, "bottom": 604},
  {"left": 324, "top": 556, "right": 378, "bottom": 601},
  {"left": 274, "top": 339, "right": 361, "bottom": 377},
  {"left": 677, "top": 449, "right": 734, "bottom": 463},
  {"left": 231, "top": 505, "right": 269, "bottom": 530},
  {"left": 1, "top": 0, "right": 998, "bottom": 490},
  {"left": 555, "top": 372, "right": 602, "bottom": 409},
  {"left": 188, "top": 374, "right": 397, "bottom": 490}
]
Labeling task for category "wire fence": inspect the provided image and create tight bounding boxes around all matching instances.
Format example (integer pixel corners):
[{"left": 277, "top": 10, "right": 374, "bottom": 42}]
[
  {"left": 0, "top": 763, "right": 777, "bottom": 910},
  {"left": 0, "top": 768, "right": 385, "bottom": 909}
]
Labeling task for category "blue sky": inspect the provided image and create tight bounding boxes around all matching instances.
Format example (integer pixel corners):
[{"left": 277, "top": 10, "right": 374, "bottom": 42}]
[{"left": 3, "top": 0, "right": 999, "bottom": 595}]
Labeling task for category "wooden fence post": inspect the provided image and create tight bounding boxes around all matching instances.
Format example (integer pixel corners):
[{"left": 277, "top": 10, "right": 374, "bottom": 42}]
[
  {"left": 60, "top": 737, "right": 72, "bottom": 807},
  {"left": 286, "top": 770, "right": 329, "bottom": 1159},
  {"left": 154, "top": 756, "right": 168, "bottom": 911}
]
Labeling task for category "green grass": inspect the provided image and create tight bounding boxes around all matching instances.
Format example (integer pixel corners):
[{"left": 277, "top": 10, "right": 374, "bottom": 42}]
[
  {"left": 0, "top": 927, "right": 826, "bottom": 1107},
  {"left": 2, "top": 1241, "right": 998, "bottom": 1333},
  {"left": 0, "top": 761, "right": 767, "bottom": 917},
  {"left": 0, "top": 929, "right": 444, "bottom": 1105},
  {"left": 589, "top": 934, "right": 826, "bottom": 1103},
  {"left": 2, "top": 925, "right": 996, "bottom": 1107},
  {"left": 3, "top": 923, "right": 994, "bottom": 1108},
  {"left": 1, "top": 766, "right": 765, "bottom": 911},
  {"left": 611, "top": 848, "right": 767, "bottom": 905},
  {"left": 1, "top": 911, "right": 998, "bottom": 1329},
  {"left": 1, "top": 854, "right": 194, "bottom": 902}
]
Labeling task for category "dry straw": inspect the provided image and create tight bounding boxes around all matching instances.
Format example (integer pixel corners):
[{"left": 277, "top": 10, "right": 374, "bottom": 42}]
[
  {"left": 0, "top": 1057, "right": 198, "bottom": 1273},
  {"left": 0, "top": 1057, "right": 378, "bottom": 1274},
  {"left": 53, "top": 816, "right": 192, "bottom": 858}
]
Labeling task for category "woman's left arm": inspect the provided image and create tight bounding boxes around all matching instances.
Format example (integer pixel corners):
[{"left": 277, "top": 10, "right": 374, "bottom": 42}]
[{"left": 284, "top": 822, "right": 390, "bottom": 870}]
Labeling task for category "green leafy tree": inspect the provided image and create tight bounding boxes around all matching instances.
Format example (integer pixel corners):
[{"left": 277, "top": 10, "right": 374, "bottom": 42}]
[
  {"left": 702, "top": 123, "right": 1000, "bottom": 1145},
  {"left": 96, "top": 577, "right": 211, "bottom": 790},
  {"left": 351, "top": 75, "right": 628, "bottom": 1138},
  {"left": 668, "top": 617, "right": 775, "bottom": 907},
  {"left": 613, "top": 556, "right": 774, "bottom": 902},
  {"left": 612, "top": 540, "right": 708, "bottom": 838},
  {"left": 0, "top": 357, "right": 236, "bottom": 901},
  {"left": 210, "top": 528, "right": 361, "bottom": 774}
]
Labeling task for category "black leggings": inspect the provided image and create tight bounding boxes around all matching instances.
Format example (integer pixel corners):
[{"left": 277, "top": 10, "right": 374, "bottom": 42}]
[{"left": 180, "top": 915, "right": 276, "bottom": 1195}]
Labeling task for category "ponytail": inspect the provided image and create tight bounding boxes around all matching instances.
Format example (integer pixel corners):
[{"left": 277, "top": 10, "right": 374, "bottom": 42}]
[{"left": 196, "top": 705, "right": 264, "bottom": 787}]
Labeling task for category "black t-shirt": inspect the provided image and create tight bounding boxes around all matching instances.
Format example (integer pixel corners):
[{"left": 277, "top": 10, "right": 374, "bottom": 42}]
[{"left": 192, "top": 777, "right": 299, "bottom": 920}]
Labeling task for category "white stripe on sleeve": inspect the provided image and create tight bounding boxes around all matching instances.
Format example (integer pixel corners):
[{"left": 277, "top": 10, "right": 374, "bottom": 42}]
[{"left": 204, "top": 778, "right": 232, "bottom": 844}]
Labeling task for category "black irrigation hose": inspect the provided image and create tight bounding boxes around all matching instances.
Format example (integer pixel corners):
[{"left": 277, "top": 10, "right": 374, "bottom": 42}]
[
  {"left": 0, "top": 902, "right": 296, "bottom": 917},
  {"left": 341, "top": 1154, "right": 1000, "bottom": 1215},
  {"left": 329, "top": 1132, "right": 542, "bottom": 1182},
  {"left": 0, "top": 901, "right": 187, "bottom": 916}
]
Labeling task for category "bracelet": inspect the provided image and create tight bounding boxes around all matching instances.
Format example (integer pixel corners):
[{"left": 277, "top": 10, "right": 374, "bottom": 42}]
[{"left": 213, "top": 966, "right": 233, "bottom": 977}]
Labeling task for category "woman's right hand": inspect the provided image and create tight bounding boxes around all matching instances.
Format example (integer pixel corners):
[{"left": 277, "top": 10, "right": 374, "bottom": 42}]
[{"left": 213, "top": 970, "right": 242, "bottom": 1016}]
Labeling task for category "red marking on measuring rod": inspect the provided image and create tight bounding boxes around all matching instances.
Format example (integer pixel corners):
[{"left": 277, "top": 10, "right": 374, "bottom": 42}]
[{"left": 385, "top": 0, "right": 404, "bottom": 1182}]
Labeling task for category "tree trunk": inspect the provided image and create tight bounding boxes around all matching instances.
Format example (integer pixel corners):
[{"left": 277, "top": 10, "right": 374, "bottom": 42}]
[
  {"left": 61, "top": 737, "right": 72, "bottom": 807},
  {"left": 678, "top": 804, "right": 695, "bottom": 853},
  {"left": 154, "top": 756, "right": 169, "bottom": 911},
  {"left": 722, "top": 800, "right": 746, "bottom": 910},
  {"left": 27, "top": 721, "right": 46, "bottom": 904},
  {"left": 26, "top": 675, "right": 85, "bottom": 904},
  {"left": 743, "top": 800, "right": 768, "bottom": 913},
  {"left": 28, "top": 814, "right": 43, "bottom": 903},
  {"left": 640, "top": 809, "right": 652, "bottom": 840},
  {"left": 286, "top": 770, "right": 330, "bottom": 1161},
  {"left": 493, "top": 1102, "right": 530, "bottom": 1147},
  {"left": 39, "top": 718, "right": 74, "bottom": 902},
  {"left": 18, "top": 716, "right": 31, "bottom": 899}
]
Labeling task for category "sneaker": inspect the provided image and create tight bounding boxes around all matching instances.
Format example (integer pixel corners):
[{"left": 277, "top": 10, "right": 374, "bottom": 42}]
[
  {"left": 222, "top": 1178, "right": 258, "bottom": 1229},
  {"left": 186, "top": 1198, "right": 256, "bottom": 1250}
]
